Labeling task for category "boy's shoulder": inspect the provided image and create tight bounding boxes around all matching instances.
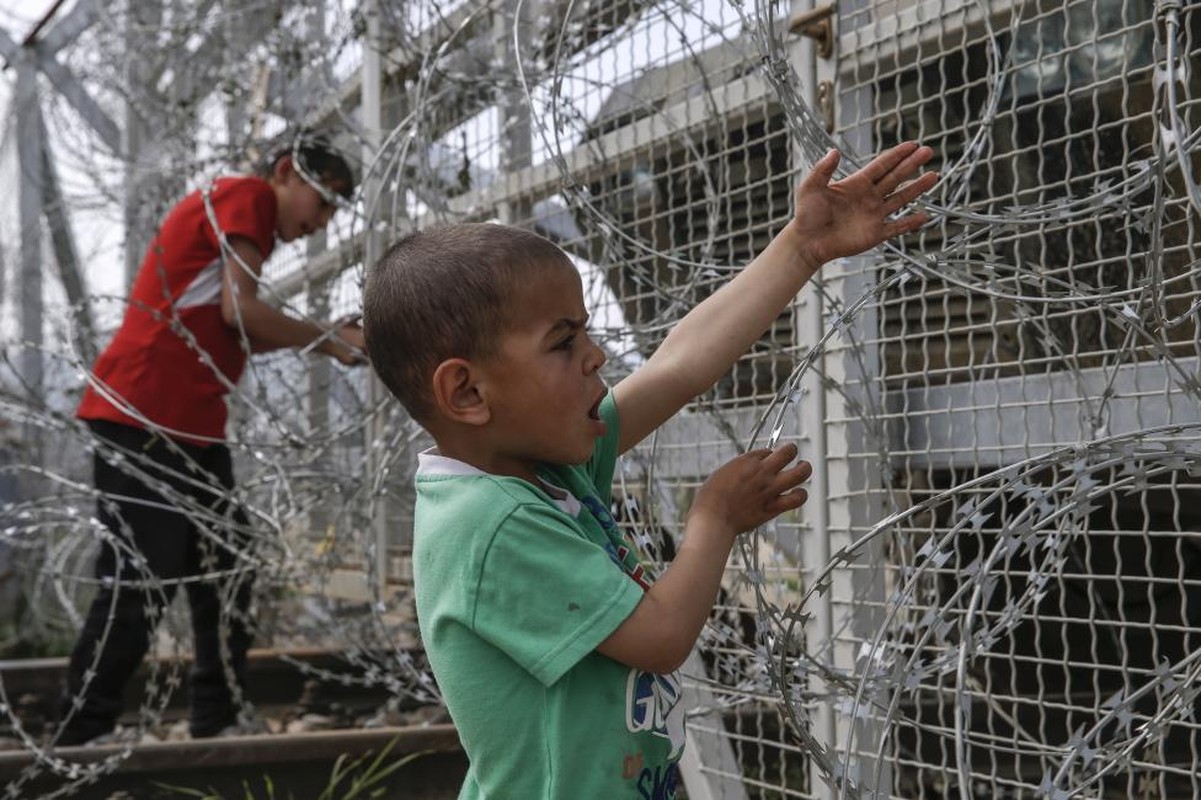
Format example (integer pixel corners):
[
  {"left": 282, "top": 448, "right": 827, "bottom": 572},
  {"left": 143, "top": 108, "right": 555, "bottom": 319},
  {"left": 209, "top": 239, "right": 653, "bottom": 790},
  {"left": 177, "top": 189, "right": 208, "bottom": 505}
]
[
  {"left": 412, "top": 460, "right": 591, "bottom": 597},
  {"left": 414, "top": 456, "right": 565, "bottom": 536},
  {"left": 209, "top": 174, "right": 274, "bottom": 203},
  {"left": 170, "top": 174, "right": 274, "bottom": 223}
]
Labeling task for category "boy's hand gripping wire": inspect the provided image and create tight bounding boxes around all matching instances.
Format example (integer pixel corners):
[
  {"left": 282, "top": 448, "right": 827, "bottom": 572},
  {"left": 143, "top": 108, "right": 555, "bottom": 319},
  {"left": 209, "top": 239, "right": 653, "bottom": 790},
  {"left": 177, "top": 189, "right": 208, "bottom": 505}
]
[
  {"left": 298, "top": 314, "right": 368, "bottom": 364},
  {"left": 689, "top": 442, "right": 813, "bottom": 539}
]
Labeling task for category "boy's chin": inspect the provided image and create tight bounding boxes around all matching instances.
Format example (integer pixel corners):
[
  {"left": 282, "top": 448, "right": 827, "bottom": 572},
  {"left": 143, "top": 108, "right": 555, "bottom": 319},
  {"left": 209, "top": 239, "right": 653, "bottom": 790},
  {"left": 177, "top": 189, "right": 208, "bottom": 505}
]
[
  {"left": 539, "top": 446, "right": 594, "bottom": 468},
  {"left": 570, "top": 443, "right": 599, "bottom": 466},
  {"left": 528, "top": 433, "right": 597, "bottom": 467}
]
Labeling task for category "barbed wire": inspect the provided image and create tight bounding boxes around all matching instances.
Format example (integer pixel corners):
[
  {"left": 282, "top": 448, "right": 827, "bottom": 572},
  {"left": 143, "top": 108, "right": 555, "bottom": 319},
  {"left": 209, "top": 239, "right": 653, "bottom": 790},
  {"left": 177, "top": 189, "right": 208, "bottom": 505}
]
[{"left": 0, "top": 0, "right": 1196, "bottom": 797}]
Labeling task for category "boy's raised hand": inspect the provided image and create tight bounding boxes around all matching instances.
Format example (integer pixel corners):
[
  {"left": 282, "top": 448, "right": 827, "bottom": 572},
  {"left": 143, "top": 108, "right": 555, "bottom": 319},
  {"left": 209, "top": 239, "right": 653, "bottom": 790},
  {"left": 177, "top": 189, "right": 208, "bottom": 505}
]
[
  {"left": 611, "top": 141, "right": 936, "bottom": 458},
  {"left": 791, "top": 142, "right": 937, "bottom": 273}
]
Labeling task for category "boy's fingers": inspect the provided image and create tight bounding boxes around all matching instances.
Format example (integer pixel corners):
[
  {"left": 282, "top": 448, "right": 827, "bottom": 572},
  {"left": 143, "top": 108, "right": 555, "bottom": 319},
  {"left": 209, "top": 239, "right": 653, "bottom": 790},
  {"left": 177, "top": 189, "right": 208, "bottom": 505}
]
[
  {"left": 785, "top": 460, "right": 814, "bottom": 482},
  {"left": 766, "top": 487, "right": 809, "bottom": 514},
  {"left": 771, "top": 461, "right": 813, "bottom": 493},
  {"left": 882, "top": 213, "right": 930, "bottom": 239},
  {"left": 882, "top": 171, "right": 939, "bottom": 214},
  {"left": 891, "top": 144, "right": 934, "bottom": 172},
  {"left": 877, "top": 149, "right": 935, "bottom": 197},
  {"left": 857, "top": 141, "right": 921, "bottom": 184},
  {"left": 803, "top": 148, "right": 841, "bottom": 188},
  {"left": 761, "top": 442, "right": 800, "bottom": 471}
]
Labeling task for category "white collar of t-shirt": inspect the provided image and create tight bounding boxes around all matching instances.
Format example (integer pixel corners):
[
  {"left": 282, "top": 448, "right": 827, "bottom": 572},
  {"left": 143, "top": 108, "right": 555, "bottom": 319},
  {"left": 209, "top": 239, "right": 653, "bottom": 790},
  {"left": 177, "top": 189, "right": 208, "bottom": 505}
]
[{"left": 417, "top": 448, "right": 582, "bottom": 517}]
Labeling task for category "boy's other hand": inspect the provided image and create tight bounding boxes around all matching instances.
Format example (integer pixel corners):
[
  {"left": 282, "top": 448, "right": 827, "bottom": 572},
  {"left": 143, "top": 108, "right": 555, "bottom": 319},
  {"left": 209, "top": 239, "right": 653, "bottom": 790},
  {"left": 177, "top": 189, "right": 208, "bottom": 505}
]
[
  {"left": 791, "top": 142, "right": 937, "bottom": 273},
  {"left": 688, "top": 443, "right": 812, "bottom": 538}
]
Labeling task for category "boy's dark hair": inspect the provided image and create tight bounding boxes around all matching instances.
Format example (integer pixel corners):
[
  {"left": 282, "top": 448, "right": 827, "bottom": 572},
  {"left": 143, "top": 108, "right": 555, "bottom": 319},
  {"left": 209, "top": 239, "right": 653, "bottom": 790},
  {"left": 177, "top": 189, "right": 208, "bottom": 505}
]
[
  {"left": 261, "top": 133, "right": 355, "bottom": 199},
  {"left": 363, "top": 223, "right": 573, "bottom": 422}
]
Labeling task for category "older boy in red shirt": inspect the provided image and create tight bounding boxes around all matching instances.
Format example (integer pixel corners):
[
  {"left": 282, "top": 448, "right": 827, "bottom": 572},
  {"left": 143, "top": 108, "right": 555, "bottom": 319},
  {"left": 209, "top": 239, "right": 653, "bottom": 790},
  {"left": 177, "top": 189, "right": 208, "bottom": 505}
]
[{"left": 61, "top": 137, "right": 365, "bottom": 745}]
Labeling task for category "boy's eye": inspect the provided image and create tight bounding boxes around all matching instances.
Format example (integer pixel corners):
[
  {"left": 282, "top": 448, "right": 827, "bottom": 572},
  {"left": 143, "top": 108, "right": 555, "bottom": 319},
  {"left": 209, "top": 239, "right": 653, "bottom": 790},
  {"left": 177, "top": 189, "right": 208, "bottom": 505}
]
[{"left": 554, "top": 334, "right": 576, "bottom": 351}]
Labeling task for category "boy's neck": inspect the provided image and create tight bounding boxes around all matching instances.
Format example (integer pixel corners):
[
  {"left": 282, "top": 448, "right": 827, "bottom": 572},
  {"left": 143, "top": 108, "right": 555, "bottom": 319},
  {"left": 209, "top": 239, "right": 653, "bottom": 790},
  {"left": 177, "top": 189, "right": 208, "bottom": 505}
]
[{"left": 430, "top": 428, "right": 541, "bottom": 484}]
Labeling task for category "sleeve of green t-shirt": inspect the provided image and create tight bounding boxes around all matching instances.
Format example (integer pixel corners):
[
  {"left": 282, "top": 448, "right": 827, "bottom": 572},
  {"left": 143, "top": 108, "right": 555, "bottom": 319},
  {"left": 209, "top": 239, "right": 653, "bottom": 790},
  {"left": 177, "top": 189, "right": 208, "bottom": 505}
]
[{"left": 472, "top": 501, "right": 643, "bottom": 686}]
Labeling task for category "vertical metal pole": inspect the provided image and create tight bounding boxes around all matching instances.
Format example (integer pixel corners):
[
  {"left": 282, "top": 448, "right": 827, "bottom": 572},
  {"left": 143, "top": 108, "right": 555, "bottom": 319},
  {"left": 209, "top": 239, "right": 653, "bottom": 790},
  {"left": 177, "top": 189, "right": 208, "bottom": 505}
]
[
  {"left": 793, "top": 3, "right": 836, "bottom": 796},
  {"left": 362, "top": 0, "right": 389, "bottom": 592},
  {"left": 304, "top": 2, "right": 330, "bottom": 101},
  {"left": 304, "top": 4, "right": 332, "bottom": 549},
  {"left": 121, "top": 0, "right": 142, "bottom": 288},
  {"left": 493, "top": 1, "right": 533, "bottom": 224},
  {"left": 223, "top": 0, "right": 250, "bottom": 148},
  {"left": 798, "top": 249, "right": 835, "bottom": 800},
  {"left": 0, "top": 231, "right": 6, "bottom": 315},
  {"left": 814, "top": 0, "right": 890, "bottom": 792},
  {"left": 306, "top": 235, "right": 332, "bottom": 542},
  {"left": 38, "top": 106, "right": 96, "bottom": 367},
  {"left": 122, "top": 0, "right": 164, "bottom": 290},
  {"left": 16, "top": 49, "right": 44, "bottom": 401}
]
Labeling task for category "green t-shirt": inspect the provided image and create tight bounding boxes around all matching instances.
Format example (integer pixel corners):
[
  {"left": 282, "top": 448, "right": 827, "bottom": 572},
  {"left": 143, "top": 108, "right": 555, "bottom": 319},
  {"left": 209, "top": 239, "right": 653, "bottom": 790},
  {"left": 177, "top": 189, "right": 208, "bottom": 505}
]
[{"left": 413, "top": 393, "right": 684, "bottom": 799}]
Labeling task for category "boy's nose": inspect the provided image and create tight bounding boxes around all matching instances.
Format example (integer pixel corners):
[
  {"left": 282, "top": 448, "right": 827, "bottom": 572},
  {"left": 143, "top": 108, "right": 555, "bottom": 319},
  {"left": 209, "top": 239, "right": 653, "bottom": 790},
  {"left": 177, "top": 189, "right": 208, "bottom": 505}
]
[{"left": 585, "top": 339, "right": 606, "bottom": 372}]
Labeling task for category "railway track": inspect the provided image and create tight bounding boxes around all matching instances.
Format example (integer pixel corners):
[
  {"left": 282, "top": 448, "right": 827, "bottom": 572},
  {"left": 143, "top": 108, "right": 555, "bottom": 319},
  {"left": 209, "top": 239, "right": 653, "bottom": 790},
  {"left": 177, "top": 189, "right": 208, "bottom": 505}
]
[{"left": 0, "top": 648, "right": 467, "bottom": 799}]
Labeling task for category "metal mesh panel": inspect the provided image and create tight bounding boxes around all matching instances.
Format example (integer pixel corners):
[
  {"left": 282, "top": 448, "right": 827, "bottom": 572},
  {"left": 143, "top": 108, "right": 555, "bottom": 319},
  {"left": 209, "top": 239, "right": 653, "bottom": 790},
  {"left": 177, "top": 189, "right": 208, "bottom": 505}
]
[{"left": 822, "top": 1, "right": 1201, "bottom": 797}]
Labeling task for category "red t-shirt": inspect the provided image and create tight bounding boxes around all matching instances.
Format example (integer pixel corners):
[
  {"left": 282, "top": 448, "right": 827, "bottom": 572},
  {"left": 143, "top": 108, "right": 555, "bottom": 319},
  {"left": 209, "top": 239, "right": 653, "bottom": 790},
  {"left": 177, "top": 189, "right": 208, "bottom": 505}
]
[{"left": 77, "top": 176, "right": 278, "bottom": 444}]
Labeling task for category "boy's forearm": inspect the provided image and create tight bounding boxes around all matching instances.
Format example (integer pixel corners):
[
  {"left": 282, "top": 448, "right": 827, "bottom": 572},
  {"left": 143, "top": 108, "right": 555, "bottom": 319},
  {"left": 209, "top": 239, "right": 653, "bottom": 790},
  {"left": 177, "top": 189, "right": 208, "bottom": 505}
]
[
  {"left": 654, "top": 222, "right": 817, "bottom": 396},
  {"left": 220, "top": 237, "right": 333, "bottom": 354},
  {"left": 227, "top": 296, "right": 328, "bottom": 353},
  {"left": 598, "top": 516, "right": 737, "bottom": 674},
  {"left": 613, "top": 222, "right": 819, "bottom": 454}
]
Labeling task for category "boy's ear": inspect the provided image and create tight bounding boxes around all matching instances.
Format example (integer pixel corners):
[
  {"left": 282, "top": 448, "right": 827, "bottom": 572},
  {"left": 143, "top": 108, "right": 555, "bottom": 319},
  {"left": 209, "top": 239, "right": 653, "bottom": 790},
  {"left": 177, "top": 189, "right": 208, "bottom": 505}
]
[
  {"left": 272, "top": 155, "right": 296, "bottom": 182},
  {"left": 431, "top": 358, "right": 491, "bottom": 426}
]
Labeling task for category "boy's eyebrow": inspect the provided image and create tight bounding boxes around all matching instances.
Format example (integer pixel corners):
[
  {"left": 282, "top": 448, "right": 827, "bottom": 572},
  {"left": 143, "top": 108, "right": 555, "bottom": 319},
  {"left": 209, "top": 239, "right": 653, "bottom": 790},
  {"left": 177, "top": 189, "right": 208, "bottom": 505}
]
[{"left": 544, "top": 314, "right": 589, "bottom": 338}]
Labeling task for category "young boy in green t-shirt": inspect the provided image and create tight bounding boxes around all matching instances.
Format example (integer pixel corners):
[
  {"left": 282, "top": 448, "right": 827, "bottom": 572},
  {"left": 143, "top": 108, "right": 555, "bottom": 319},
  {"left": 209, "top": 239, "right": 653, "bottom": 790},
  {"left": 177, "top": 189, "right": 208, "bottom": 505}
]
[{"left": 362, "top": 142, "right": 936, "bottom": 799}]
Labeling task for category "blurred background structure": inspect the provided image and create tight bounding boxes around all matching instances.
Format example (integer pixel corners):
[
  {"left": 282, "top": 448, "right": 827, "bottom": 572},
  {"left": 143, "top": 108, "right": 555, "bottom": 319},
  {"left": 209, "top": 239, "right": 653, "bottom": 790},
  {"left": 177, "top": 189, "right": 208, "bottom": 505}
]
[{"left": 0, "top": 0, "right": 1199, "bottom": 797}]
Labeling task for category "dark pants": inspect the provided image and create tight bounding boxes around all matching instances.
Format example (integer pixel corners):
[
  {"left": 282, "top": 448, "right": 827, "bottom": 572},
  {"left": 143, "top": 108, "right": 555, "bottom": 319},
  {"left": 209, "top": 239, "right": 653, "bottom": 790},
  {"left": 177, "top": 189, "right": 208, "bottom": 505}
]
[{"left": 58, "top": 420, "right": 255, "bottom": 744}]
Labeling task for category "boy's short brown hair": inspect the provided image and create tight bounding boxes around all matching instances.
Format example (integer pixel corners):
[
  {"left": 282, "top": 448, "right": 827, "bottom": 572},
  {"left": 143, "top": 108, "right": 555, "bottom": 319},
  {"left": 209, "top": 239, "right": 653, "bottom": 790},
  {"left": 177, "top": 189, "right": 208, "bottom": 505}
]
[{"left": 363, "top": 223, "right": 574, "bottom": 421}]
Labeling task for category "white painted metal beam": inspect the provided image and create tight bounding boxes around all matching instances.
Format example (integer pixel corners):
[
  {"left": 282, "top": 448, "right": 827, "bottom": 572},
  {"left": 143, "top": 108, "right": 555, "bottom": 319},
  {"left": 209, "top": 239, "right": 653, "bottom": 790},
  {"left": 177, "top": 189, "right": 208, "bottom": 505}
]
[
  {"left": 37, "top": 0, "right": 100, "bottom": 55},
  {"left": 37, "top": 104, "right": 96, "bottom": 366},
  {"left": 15, "top": 50, "right": 44, "bottom": 397},
  {"left": 33, "top": 45, "right": 121, "bottom": 154}
]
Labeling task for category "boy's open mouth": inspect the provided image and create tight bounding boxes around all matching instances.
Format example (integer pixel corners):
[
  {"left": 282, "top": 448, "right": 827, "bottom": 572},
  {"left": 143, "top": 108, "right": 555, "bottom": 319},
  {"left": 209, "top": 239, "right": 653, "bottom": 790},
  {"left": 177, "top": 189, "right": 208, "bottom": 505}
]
[{"left": 588, "top": 397, "right": 602, "bottom": 420}]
